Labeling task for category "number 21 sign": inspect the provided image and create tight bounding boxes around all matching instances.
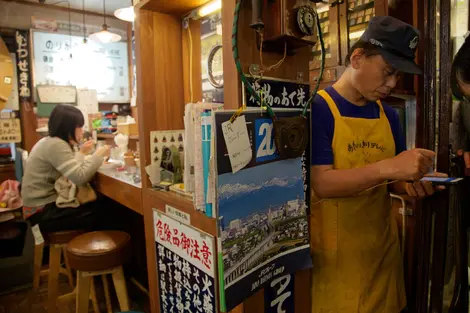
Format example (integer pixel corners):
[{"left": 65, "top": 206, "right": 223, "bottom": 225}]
[{"left": 255, "top": 118, "right": 279, "bottom": 163}]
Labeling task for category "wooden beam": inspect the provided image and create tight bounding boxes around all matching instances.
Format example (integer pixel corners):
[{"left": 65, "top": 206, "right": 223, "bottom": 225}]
[{"left": 0, "top": 0, "right": 119, "bottom": 20}]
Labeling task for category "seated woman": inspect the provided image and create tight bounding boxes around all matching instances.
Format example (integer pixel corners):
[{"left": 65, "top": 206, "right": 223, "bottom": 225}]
[{"left": 21, "top": 104, "right": 110, "bottom": 233}]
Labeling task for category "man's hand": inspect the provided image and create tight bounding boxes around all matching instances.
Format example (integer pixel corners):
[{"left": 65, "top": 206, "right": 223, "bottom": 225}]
[
  {"left": 383, "top": 148, "right": 435, "bottom": 181},
  {"left": 456, "top": 150, "right": 470, "bottom": 176},
  {"left": 403, "top": 172, "right": 448, "bottom": 198}
]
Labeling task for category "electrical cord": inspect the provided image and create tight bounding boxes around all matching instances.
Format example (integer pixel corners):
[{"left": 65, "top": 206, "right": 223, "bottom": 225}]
[
  {"left": 311, "top": 180, "right": 398, "bottom": 205},
  {"left": 232, "top": 0, "right": 276, "bottom": 120},
  {"left": 258, "top": 31, "right": 287, "bottom": 74},
  {"left": 48, "top": 0, "right": 72, "bottom": 57},
  {"left": 390, "top": 193, "right": 407, "bottom": 260},
  {"left": 302, "top": 10, "right": 325, "bottom": 118},
  {"left": 188, "top": 25, "right": 194, "bottom": 103},
  {"left": 232, "top": 0, "right": 326, "bottom": 121}
]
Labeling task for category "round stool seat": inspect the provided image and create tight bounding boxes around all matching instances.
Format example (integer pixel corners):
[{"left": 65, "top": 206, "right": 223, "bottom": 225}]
[
  {"left": 45, "top": 229, "right": 85, "bottom": 245},
  {"left": 66, "top": 231, "right": 131, "bottom": 272}
]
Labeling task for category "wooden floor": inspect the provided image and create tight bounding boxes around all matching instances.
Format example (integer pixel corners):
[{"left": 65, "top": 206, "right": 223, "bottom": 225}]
[{"left": 0, "top": 273, "right": 149, "bottom": 313}]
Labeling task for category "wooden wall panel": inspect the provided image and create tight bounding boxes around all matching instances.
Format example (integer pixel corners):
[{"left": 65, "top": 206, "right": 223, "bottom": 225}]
[
  {"left": 182, "top": 19, "right": 203, "bottom": 104},
  {"left": 136, "top": 9, "right": 157, "bottom": 190},
  {"left": 136, "top": 8, "right": 186, "bottom": 188},
  {"left": 151, "top": 13, "right": 185, "bottom": 130},
  {"left": 222, "top": 0, "right": 241, "bottom": 110}
]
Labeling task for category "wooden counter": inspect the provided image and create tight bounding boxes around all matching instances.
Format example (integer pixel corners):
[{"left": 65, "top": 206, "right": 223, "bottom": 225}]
[{"left": 93, "top": 171, "right": 143, "bottom": 215}]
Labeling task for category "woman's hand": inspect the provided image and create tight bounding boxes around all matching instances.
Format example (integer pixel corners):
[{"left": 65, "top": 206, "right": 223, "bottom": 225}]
[
  {"left": 404, "top": 172, "right": 448, "bottom": 198},
  {"left": 80, "top": 140, "right": 95, "bottom": 155},
  {"left": 94, "top": 145, "right": 111, "bottom": 159}
]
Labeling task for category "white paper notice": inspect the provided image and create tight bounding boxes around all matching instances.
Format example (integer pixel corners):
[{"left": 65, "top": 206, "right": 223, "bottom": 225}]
[{"left": 222, "top": 115, "right": 252, "bottom": 173}]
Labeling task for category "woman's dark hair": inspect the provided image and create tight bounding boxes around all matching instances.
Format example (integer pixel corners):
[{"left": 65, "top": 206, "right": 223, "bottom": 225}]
[
  {"left": 451, "top": 37, "right": 470, "bottom": 100},
  {"left": 344, "top": 40, "right": 381, "bottom": 66},
  {"left": 48, "top": 104, "right": 84, "bottom": 143}
]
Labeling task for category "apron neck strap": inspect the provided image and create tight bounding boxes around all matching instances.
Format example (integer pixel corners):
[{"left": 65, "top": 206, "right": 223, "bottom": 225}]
[{"left": 318, "top": 90, "right": 385, "bottom": 118}]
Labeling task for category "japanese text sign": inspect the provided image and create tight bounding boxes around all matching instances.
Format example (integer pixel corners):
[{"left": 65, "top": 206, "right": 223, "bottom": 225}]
[
  {"left": 0, "top": 118, "right": 21, "bottom": 143},
  {"left": 153, "top": 210, "right": 215, "bottom": 276},
  {"left": 244, "top": 77, "right": 310, "bottom": 109},
  {"left": 154, "top": 210, "right": 217, "bottom": 313},
  {"left": 15, "top": 31, "right": 31, "bottom": 101}
]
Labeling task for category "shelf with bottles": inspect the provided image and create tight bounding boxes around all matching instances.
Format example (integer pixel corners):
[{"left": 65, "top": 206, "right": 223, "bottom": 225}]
[
  {"left": 311, "top": 5, "right": 332, "bottom": 68},
  {"left": 347, "top": 0, "right": 375, "bottom": 47}
]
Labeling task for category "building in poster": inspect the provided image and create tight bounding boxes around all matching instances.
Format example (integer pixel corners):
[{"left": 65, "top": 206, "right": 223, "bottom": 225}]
[
  {"left": 215, "top": 110, "right": 312, "bottom": 311},
  {"left": 153, "top": 210, "right": 217, "bottom": 313}
]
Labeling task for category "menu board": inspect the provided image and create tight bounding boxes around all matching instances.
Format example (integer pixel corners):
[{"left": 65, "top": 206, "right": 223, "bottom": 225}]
[{"left": 31, "top": 31, "right": 130, "bottom": 103}]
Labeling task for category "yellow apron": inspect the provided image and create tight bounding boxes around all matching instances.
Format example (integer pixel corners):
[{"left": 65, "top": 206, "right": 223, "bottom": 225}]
[{"left": 310, "top": 90, "right": 406, "bottom": 313}]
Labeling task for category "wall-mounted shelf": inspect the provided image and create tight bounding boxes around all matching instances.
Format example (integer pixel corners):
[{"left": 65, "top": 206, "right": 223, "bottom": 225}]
[
  {"left": 97, "top": 133, "right": 139, "bottom": 140},
  {"left": 141, "top": 0, "right": 209, "bottom": 15}
]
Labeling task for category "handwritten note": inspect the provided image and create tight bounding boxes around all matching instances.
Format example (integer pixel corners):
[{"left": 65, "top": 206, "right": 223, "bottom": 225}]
[
  {"left": 222, "top": 115, "right": 252, "bottom": 173},
  {"left": 31, "top": 224, "right": 44, "bottom": 245},
  {"left": 37, "top": 85, "right": 77, "bottom": 103},
  {"left": 0, "top": 118, "right": 21, "bottom": 143}
]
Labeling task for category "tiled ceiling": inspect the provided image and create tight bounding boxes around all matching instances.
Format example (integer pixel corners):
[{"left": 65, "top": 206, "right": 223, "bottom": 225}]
[{"left": 23, "top": 0, "right": 132, "bottom": 15}]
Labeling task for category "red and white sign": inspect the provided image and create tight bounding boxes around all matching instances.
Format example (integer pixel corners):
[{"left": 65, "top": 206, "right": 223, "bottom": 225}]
[{"left": 153, "top": 209, "right": 215, "bottom": 277}]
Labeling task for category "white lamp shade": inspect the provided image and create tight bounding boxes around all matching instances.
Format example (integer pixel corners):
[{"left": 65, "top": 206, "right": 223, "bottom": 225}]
[
  {"left": 89, "top": 27, "right": 122, "bottom": 43},
  {"left": 114, "top": 6, "right": 135, "bottom": 22}
]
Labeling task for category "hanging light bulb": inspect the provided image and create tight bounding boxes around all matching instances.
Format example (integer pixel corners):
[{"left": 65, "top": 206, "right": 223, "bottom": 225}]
[
  {"left": 89, "top": 24, "right": 122, "bottom": 43},
  {"left": 88, "top": 0, "right": 122, "bottom": 43},
  {"left": 114, "top": 6, "right": 135, "bottom": 22}
]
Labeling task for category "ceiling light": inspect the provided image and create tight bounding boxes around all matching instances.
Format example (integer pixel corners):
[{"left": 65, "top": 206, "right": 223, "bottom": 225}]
[
  {"left": 88, "top": 0, "right": 122, "bottom": 43},
  {"left": 114, "top": 6, "right": 135, "bottom": 22},
  {"left": 198, "top": 0, "right": 221, "bottom": 18},
  {"left": 89, "top": 24, "right": 122, "bottom": 43}
]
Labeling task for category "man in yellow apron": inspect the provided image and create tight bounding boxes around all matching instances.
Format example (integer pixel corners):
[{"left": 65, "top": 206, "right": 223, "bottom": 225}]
[{"left": 310, "top": 16, "right": 445, "bottom": 313}]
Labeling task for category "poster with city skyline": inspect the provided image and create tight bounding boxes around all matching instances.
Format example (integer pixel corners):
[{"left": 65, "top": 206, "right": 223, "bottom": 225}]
[{"left": 214, "top": 110, "right": 312, "bottom": 312}]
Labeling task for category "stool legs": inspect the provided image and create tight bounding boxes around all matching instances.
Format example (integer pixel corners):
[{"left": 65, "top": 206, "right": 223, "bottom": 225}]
[
  {"left": 62, "top": 246, "right": 74, "bottom": 288},
  {"left": 76, "top": 271, "right": 92, "bottom": 313},
  {"left": 47, "top": 244, "right": 62, "bottom": 313},
  {"left": 90, "top": 277, "right": 100, "bottom": 313},
  {"left": 102, "top": 275, "right": 113, "bottom": 313},
  {"left": 112, "top": 266, "right": 130, "bottom": 311},
  {"left": 33, "top": 241, "right": 44, "bottom": 290}
]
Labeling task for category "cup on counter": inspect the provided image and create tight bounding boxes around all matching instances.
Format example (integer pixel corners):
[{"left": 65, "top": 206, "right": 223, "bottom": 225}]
[{"left": 124, "top": 155, "right": 136, "bottom": 168}]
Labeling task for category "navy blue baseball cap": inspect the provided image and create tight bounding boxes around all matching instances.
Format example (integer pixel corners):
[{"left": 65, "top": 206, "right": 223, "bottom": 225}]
[{"left": 359, "top": 16, "right": 422, "bottom": 75}]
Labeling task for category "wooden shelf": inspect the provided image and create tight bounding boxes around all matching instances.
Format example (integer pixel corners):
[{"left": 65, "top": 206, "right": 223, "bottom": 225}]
[
  {"left": 141, "top": 0, "right": 209, "bottom": 15},
  {"left": 96, "top": 133, "right": 139, "bottom": 140}
]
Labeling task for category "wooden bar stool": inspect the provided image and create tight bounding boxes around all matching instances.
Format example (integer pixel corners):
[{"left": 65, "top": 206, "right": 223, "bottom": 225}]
[
  {"left": 31, "top": 228, "right": 100, "bottom": 313},
  {"left": 35, "top": 229, "right": 85, "bottom": 313},
  {"left": 32, "top": 229, "right": 84, "bottom": 291},
  {"left": 65, "top": 230, "right": 132, "bottom": 313}
]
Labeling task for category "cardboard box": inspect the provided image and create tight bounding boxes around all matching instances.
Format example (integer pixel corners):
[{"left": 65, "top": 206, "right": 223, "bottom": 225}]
[{"left": 117, "top": 123, "right": 138, "bottom": 136}]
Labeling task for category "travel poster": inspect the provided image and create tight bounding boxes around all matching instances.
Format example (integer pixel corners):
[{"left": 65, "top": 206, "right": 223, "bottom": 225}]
[{"left": 214, "top": 110, "right": 312, "bottom": 311}]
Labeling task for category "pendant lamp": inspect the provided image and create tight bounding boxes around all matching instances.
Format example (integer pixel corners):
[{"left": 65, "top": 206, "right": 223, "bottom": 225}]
[
  {"left": 114, "top": 4, "right": 135, "bottom": 22},
  {"left": 89, "top": 0, "right": 121, "bottom": 43}
]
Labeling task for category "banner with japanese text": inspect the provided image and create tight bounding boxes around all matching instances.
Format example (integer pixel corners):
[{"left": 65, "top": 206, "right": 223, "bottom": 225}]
[
  {"left": 153, "top": 210, "right": 217, "bottom": 313},
  {"left": 243, "top": 77, "right": 310, "bottom": 109},
  {"left": 215, "top": 110, "right": 312, "bottom": 311},
  {"left": 15, "top": 30, "right": 32, "bottom": 103},
  {"left": 264, "top": 273, "right": 295, "bottom": 313}
]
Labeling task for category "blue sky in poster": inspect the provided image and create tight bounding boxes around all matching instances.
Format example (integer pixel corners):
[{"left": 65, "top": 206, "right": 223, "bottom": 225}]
[{"left": 218, "top": 158, "right": 304, "bottom": 222}]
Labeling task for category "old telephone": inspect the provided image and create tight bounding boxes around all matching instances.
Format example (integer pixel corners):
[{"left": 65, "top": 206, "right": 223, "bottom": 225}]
[
  {"left": 250, "top": 0, "right": 321, "bottom": 53},
  {"left": 232, "top": 0, "right": 325, "bottom": 159}
]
